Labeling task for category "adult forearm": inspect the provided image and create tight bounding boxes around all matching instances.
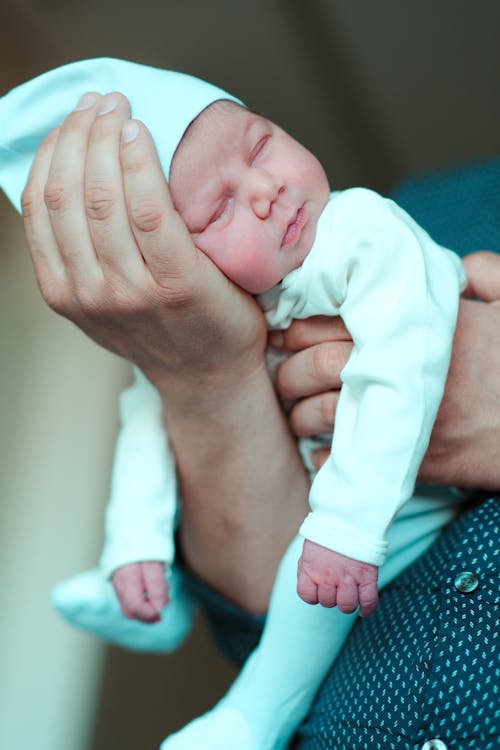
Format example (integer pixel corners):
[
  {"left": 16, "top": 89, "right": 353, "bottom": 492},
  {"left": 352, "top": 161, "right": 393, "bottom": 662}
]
[{"left": 157, "top": 362, "right": 310, "bottom": 614}]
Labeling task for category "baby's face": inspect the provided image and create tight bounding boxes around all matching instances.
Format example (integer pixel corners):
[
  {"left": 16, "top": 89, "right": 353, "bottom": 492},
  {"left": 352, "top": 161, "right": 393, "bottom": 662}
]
[{"left": 170, "top": 101, "right": 330, "bottom": 294}]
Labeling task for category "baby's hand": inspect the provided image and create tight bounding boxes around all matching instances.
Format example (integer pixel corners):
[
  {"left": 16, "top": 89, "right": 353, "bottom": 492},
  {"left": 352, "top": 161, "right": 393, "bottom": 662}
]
[
  {"left": 297, "top": 540, "right": 379, "bottom": 617},
  {"left": 112, "top": 561, "right": 169, "bottom": 623}
]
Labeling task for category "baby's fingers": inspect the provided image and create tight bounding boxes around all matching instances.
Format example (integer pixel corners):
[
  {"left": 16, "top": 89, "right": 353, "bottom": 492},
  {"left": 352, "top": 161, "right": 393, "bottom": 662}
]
[
  {"left": 317, "top": 583, "right": 337, "bottom": 608},
  {"left": 112, "top": 563, "right": 160, "bottom": 623},
  {"left": 142, "top": 561, "right": 169, "bottom": 613},
  {"left": 358, "top": 580, "right": 379, "bottom": 618},
  {"left": 336, "top": 581, "right": 360, "bottom": 614},
  {"left": 297, "top": 564, "right": 319, "bottom": 605}
]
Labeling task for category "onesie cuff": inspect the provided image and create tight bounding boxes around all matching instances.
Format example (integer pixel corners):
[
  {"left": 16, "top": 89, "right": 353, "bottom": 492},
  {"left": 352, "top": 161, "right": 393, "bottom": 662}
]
[
  {"left": 299, "top": 511, "right": 388, "bottom": 567},
  {"left": 99, "top": 535, "right": 175, "bottom": 579}
]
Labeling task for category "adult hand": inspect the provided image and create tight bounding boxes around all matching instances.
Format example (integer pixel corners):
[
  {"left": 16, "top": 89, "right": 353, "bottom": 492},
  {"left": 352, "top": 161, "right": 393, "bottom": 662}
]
[
  {"left": 21, "top": 92, "right": 266, "bottom": 393},
  {"left": 272, "top": 251, "right": 500, "bottom": 491}
]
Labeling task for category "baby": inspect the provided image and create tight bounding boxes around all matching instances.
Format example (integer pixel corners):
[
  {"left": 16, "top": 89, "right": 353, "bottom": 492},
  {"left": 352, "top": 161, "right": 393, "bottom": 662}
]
[{"left": 0, "top": 59, "right": 469, "bottom": 750}]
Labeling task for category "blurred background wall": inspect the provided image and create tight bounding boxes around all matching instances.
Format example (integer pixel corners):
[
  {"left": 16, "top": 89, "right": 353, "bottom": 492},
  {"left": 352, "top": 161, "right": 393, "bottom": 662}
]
[{"left": 0, "top": 1, "right": 498, "bottom": 749}]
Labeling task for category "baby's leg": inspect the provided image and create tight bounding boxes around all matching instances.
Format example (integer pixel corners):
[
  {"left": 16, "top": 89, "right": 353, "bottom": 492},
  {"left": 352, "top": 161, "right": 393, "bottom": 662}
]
[
  {"left": 160, "top": 490, "right": 460, "bottom": 750},
  {"left": 51, "top": 564, "right": 197, "bottom": 653},
  {"left": 160, "top": 534, "right": 357, "bottom": 750}
]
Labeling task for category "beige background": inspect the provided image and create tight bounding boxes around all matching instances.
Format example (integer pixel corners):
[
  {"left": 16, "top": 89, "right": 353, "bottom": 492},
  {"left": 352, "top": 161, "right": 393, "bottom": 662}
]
[{"left": 0, "top": 1, "right": 498, "bottom": 748}]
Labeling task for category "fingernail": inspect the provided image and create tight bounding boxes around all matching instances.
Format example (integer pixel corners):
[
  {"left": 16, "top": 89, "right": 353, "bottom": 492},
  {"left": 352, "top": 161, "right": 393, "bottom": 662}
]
[
  {"left": 75, "top": 92, "right": 97, "bottom": 111},
  {"left": 97, "top": 93, "right": 120, "bottom": 116},
  {"left": 122, "top": 120, "right": 139, "bottom": 143}
]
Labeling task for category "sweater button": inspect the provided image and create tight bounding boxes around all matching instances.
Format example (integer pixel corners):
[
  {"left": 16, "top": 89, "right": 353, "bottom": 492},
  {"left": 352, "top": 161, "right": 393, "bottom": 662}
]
[
  {"left": 421, "top": 740, "right": 448, "bottom": 750},
  {"left": 453, "top": 571, "right": 479, "bottom": 593}
]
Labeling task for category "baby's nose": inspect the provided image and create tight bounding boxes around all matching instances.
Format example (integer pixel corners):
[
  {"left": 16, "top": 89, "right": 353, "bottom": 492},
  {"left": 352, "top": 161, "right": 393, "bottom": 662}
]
[{"left": 247, "top": 169, "right": 283, "bottom": 219}]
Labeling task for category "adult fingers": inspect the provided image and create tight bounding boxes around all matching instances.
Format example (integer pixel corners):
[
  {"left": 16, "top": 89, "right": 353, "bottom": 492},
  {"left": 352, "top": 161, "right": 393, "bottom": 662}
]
[
  {"left": 85, "top": 94, "right": 147, "bottom": 282},
  {"left": 22, "top": 127, "right": 67, "bottom": 308},
  {"left": 119, "top": 119, "right": 200, "bottom": 297},
  {"left": 462, "top": 251, "right": 500, "bottom": 302},
  {"left": 275, "top": 340, "right": 351, "bottom": 401},
  {"left": 268, "top": 316, "right": 351, "bottom": 352},
  {"left": 44, "top": 92, "right": 103, "bottom": 287},
  {"left": 288, "top": 390, "right": 339, "bottom": 438}
]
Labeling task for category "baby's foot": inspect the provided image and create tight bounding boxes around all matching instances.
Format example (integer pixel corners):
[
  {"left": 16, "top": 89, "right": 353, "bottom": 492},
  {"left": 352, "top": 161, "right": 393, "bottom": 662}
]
[{"left": 51, "top": 566, "right": 196, "bottom": 652}]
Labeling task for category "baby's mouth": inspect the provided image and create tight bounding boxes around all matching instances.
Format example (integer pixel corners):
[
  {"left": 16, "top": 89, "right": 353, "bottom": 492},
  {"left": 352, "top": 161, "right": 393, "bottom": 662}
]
[{"left": 281, "top": 205, "right": 306, "bottom": 248}]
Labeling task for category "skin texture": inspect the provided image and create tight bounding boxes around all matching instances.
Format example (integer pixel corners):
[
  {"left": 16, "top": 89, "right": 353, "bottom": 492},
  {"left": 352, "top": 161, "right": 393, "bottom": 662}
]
[
  {"left": 172, "top": 100, "right": 378, "bottom": 614},
  {"left": 22, "top": 92, "right": 309, "bottom": 619},
  {"left": 22, "top": 93, "right": 500, "bottom": 620},
  {"left": 272, "top": 282, "right": 500, "bottom": 492},
  {"left": 169, "top": 101, "right": 330, "bottom": 294}
]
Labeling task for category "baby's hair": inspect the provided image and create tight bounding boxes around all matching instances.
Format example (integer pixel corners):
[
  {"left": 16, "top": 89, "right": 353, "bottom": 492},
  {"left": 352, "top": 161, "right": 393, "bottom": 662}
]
[
  {"left": 174, "top": 100, "right": 273, "bottom": 165},
  {"left": 177, "top": 99, "right": 245, "bottom": 155}
]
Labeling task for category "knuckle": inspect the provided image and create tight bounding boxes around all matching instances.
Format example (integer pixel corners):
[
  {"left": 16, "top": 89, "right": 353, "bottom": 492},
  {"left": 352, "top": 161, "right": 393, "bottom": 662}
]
[
  {"left": 74, "top": 285, "right": 102, "bottom": 316},
  {"left": 44, "top": 292, "right": 66, "bottom": 315},
  {"left": 38, "top": 279, "right": 68, "bottom": 314},
  {"left": 85, "top": 182, "right": 116, "bottom": 222},
  {"left": 129, "top": 197, "right": 164, "bottom": 234},
  {"left": 21, "top": 183, "right": 43, "bottom": 219},
  {"left": 44, "top": 180, "right": 67, "bottom": 212},
  {"left": 150, "top": 277, "right": 195, "bottom": 310}
]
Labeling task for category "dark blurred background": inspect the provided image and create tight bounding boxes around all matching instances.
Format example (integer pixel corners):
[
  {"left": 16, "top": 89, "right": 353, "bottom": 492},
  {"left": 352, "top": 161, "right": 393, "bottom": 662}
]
[{"left": 0, "top": 2, "right": 498, "bottom": 749}]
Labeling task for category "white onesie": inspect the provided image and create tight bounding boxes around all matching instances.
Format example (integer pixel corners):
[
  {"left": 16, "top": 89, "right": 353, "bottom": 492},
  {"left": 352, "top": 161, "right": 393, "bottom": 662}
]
[{"left": 100, "top": 186, "right": 466, "bottom": 579}]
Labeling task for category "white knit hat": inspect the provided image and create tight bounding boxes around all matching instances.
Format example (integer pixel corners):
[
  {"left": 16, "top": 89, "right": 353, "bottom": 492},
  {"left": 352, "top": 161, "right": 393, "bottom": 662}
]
[{"left": 0, "top": 57, "right": 242, "bottom": 212}]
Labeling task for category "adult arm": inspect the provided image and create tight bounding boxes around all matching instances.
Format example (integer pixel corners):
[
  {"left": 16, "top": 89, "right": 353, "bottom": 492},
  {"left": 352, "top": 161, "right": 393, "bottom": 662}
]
[
  {"left": 272, "top": 251, "right": 500, "bottom": 492},
  {"left": 22, "top": 94, "right": 309, "bottom": 614}
]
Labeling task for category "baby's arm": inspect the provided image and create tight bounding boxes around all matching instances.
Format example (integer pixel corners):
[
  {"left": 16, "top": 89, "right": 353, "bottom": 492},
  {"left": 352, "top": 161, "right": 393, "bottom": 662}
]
[
  {"left": 296, "top": 190, "right": 466, "bottom": 612},
  {"left": 100, "top": 367, "right": 178, "bottom": 621}
]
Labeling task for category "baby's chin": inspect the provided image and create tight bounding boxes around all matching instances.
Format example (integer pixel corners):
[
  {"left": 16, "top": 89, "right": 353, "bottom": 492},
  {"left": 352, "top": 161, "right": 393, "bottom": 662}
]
[{"left": 237, "top": 271, "right": 286, "bottom": 296}]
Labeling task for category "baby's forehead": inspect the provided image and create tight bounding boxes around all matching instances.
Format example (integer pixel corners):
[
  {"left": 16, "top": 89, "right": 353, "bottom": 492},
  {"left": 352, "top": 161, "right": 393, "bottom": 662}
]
[
  {"left": 175, "top": 101, "right": 274, "bottom": 163},
  {"left": 169, "top": 101, "right": 274, "bottom": 226},
  {"left": 178, "top": 100, "right": 250, "bottom": 152}
]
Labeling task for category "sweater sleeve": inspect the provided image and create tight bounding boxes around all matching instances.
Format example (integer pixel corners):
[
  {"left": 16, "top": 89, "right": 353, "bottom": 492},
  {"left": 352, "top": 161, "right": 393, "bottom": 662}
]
[
  {"left": 299, "top": 190, "right": 465, "bottom": 566},
  {"left": 99, "top": 368, "right": 178, "bottom": 578}
]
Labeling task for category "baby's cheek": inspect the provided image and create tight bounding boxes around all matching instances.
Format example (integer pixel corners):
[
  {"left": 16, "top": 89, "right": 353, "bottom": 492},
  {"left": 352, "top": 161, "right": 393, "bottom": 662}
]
[
  {"left": 196, "top": 229, "right": 279, "bottom": 294},
  {"left": 236, "top": 252, "right": 283, "bottom": 294}
]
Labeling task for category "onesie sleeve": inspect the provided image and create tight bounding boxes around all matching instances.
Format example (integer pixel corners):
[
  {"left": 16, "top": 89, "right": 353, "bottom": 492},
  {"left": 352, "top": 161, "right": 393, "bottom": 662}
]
[
  {"left": 99, "top": 367, "right": 178, "bottom": 578},
  {"left": 299, "top": 190, "right": 465, "bottom": 566}
]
